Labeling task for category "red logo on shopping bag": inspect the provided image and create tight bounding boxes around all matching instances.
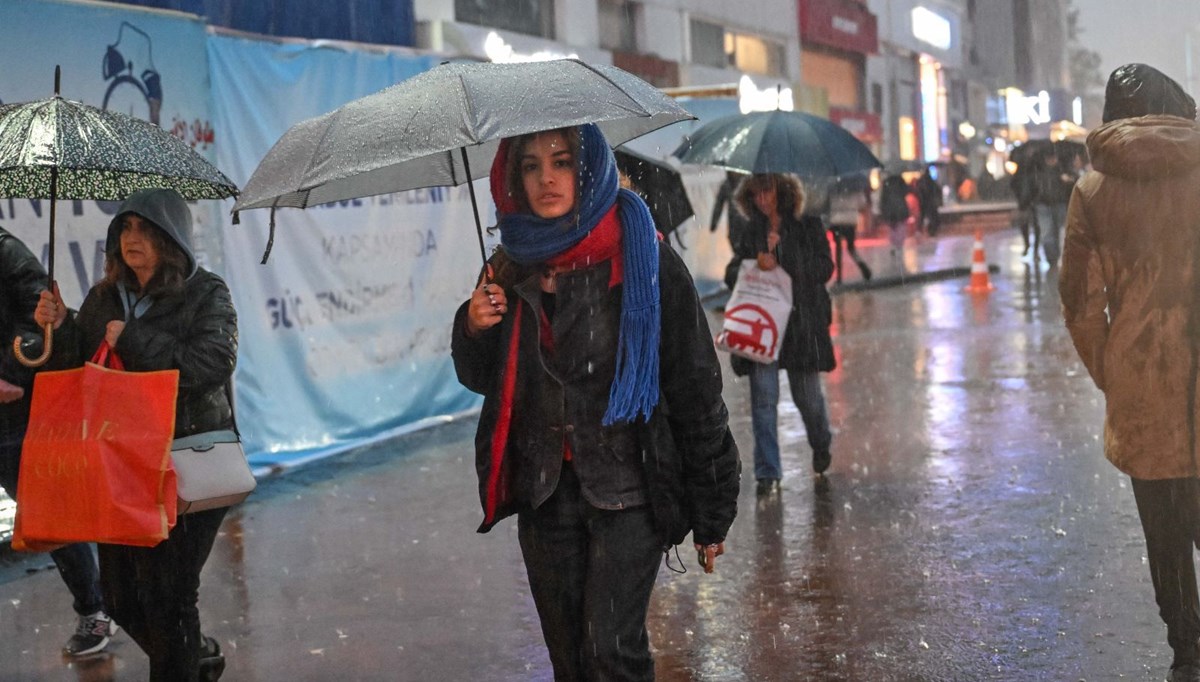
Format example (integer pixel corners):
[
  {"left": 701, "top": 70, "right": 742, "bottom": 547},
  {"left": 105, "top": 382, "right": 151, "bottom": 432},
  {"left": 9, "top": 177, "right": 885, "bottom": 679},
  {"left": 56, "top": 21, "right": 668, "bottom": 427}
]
[{"left": 721, "top": 303, "right": 780, "bottom": 359}]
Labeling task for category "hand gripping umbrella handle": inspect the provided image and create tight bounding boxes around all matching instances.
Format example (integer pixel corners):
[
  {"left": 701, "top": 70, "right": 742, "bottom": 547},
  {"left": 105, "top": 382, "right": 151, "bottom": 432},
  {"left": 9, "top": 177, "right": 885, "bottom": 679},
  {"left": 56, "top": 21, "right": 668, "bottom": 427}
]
[{"left": 12, "top": 323, "right": 53, "bottom": 368}]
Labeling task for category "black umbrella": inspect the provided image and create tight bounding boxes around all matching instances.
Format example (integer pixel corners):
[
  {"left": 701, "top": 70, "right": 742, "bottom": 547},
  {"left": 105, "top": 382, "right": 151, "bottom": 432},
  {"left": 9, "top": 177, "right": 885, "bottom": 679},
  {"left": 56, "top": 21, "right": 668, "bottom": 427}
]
[
  {"left": 232, "top": 58, "right": 695, "bottom": 264},
  {"left": 614, "top": 147, "right": 694, "bottom": 235},
  {"left": 673, "top": 110, "right": 882, "bottom": 178},
  {"left": 1009, "top": 139, "right": 1087, "bottom": 168},
  {"left": 0, "top": 67, "right": 238, "bottom": 367}
]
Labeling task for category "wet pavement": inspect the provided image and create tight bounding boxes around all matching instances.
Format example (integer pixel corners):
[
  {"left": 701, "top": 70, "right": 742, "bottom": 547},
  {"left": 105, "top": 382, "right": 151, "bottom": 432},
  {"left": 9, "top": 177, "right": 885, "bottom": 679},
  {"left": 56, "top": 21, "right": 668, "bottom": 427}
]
[{"left": 0, "top": 229, "right": 1174, "bottom": 681}]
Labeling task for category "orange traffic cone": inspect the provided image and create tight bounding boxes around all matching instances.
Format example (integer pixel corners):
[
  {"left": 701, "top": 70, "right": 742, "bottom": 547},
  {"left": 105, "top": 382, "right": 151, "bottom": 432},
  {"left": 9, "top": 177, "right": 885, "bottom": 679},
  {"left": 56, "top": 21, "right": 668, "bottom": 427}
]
[{"left": 964, "top": 229, "right": 995, "bottom": 293}]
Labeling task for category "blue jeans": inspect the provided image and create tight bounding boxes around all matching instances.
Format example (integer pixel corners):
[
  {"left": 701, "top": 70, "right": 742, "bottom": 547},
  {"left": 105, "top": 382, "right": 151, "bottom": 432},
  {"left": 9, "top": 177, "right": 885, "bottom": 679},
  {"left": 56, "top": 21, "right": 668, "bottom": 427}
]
[
  {"left": 748, "top": 362, "right": 832, "bottom": 481},
  {"left": 518, "top": 464, "right": 662, "bottom": 681},
  {"left": 1035, "top": 203, "right": 1067, "bottom": 266},
  {"left": 0, "top": 411, "right": 103, "bottom": 617}
]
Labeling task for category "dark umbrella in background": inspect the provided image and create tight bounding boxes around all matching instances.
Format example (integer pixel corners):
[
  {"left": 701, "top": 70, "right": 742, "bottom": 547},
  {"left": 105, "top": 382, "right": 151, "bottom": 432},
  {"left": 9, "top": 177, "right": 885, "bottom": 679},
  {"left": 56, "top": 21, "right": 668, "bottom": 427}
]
[
  {"left": 0, "top": 67, "right": 238, "bottom": 367},
  {"left": 614, "top": 147, "right": 694, "bottom": 236},
  {"left": 232, "top": 58, "right": 695, "bottom": 265},
  {"left": 1009, "top": 138, "right": 1088, "bottom": 169},
  {"left": 672, "top": 109, "right": 883, "bottom": 178}
]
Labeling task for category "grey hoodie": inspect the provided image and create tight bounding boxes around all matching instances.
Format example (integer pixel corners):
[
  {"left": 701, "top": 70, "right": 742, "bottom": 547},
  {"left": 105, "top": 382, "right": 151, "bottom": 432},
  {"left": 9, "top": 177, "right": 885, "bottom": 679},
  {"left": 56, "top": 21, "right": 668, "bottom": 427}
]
[{"left": 106, "top": 188, "right": 198, "bottom": 278}]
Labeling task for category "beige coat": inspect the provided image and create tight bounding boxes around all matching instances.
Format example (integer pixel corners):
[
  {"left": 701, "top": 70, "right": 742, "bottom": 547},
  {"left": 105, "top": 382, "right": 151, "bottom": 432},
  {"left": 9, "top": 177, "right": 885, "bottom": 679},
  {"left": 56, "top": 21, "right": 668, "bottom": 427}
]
[{"left": 1061, "top": 115, "right": 1200, "bottom": 479}]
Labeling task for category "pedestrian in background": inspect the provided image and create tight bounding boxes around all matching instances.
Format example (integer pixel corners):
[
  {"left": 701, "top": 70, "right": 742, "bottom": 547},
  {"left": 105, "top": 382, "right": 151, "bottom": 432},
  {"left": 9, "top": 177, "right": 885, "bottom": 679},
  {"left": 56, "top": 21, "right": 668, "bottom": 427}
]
[
  {"left": 1059, "top": 63, "right": 1200, "bottom": 682},
  {"left": 451, "top": 123, "right": 739, "bottom": 681},
  {"left": 710, "top": 169, "right": 750, "bottom": 244},
  {"left": 1032, "top": 145, "right": 1076, "bottom": 267},
  {"left": 1010, "top": 155, "right": 1040, "bottom": 259},
  {"left": 826, "top": 174, "right": 873, "bottom": 282},
  {"left": 879, "top": 172, "right": 910, "bottom": 254},
  {"left": 724, "top": 173, "right": 835, "bottom": 494},
  {"left": 915, "top": 165, "right": 942, "bottom": 236},
  {"left": 0, "top": 228, "right": 114, "bottom": 658},
  {"left": 36, "top": 188, "right": 238, "bottom": 682}
]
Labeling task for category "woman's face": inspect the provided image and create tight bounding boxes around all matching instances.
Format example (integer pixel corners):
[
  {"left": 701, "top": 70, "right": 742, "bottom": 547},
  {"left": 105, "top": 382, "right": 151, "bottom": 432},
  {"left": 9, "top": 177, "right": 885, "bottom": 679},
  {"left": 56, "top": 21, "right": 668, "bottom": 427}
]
[
  {"left": 119, "top": 215, "right": 161, "bottom": 279},
  {"left": 519, "top": 131, "right": 576, "bottom": 220},
  {"left": 752, "top": 182, "right": 778, "bottom": 217}
]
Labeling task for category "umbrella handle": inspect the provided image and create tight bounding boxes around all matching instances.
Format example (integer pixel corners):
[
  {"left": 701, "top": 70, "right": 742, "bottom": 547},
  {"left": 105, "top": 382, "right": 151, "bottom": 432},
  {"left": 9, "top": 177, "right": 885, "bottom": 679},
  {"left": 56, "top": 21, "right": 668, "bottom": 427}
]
[{"left": 13, "top": 323, "right": 53, "bottom": 368}]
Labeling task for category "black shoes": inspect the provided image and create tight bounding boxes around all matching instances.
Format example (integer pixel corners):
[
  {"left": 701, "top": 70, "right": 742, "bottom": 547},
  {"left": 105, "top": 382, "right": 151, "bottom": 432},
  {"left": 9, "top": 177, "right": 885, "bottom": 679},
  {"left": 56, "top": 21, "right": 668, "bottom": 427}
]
[
  {"left": 199, "top": 635, "right": 226, "bottom": 681},
  {"left": 812, "top": 450, "right": 832, "bottom": 475},
  {"left": 755, "top": 479, "right": 780, "bottom": 497}
]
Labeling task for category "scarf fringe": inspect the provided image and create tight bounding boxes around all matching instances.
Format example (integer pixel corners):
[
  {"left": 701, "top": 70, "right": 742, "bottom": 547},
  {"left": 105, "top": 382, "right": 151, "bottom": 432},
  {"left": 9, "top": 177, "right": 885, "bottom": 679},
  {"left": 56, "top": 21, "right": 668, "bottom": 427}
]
[{"left": 603, "top": 304, "right": 660, "bottom": 425}]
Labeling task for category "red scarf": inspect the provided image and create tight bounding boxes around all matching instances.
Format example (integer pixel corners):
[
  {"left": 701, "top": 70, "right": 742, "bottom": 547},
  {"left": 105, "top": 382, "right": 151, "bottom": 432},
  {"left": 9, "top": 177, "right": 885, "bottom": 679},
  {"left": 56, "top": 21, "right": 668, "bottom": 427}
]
[{"left": 546, "top": 205, "right": 624, "bottom": 287}]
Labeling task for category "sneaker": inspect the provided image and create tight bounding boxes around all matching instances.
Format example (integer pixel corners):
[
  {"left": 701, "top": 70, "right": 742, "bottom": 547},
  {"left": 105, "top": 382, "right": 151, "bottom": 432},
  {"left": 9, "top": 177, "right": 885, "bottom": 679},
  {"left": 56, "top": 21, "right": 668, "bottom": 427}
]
[
  {"left": 1169, "top": 663, "right": 1200, "bottom": 682},
  {"left": 812, "top": 450, "right": 832, "bottom": 475},
  {"left": 63, "top": 610, "right": 115, "bottom": 656},
  {"left": 755, "top": 479, "right": 780, "bottom": 497}
]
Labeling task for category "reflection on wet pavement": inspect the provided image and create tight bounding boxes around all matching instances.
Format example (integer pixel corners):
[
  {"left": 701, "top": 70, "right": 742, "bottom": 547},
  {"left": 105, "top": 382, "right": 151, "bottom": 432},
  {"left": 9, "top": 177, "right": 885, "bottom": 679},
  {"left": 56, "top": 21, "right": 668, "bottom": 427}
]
[{"left": 0, "top": 232, "right": 1169, "bottom": 680}]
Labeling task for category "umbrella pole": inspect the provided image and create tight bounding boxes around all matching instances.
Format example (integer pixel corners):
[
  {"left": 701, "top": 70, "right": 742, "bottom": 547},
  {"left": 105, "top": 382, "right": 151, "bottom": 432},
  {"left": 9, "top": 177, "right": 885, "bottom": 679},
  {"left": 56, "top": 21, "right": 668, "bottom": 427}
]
[
  {"left": 13, "top": 166, "right": 56, "bottom": 368},
  {"left": 460, "top": 148, "right": 488, "bottom": 265}
]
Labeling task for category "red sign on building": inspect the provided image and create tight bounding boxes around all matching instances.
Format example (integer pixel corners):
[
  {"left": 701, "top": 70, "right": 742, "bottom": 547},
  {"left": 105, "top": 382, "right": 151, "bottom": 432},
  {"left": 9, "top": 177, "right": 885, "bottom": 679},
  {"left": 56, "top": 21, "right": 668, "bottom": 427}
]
[
  {"left": 830, "top": 107, "right": 883, "bottom": 143},
  {"left": 799, "top": 0, "right": 878, "bottom": 55}
]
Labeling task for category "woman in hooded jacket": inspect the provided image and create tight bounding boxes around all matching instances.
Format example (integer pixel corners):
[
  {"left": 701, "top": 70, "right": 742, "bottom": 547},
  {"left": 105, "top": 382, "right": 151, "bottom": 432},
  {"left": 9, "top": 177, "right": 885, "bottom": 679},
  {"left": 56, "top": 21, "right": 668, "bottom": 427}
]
[
  {"left": 1060, "top": 63, "right": 1200, "bottom": 682},
  {"left": 35, "top": 188, "right": 237, "bottom": 682},
  {"left": 451, "top": 123, "right": 739, "bottom": 680},
  {"left": 724, "top": 173, "right": 836, "bottom": 494}
]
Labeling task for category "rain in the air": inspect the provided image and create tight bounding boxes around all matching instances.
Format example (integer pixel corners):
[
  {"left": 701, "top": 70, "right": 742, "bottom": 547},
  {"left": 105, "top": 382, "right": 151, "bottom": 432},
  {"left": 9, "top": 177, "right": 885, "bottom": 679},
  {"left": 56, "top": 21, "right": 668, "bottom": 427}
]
[{"left": 2, "top": 0, "right": 1200, "bottom": 680}]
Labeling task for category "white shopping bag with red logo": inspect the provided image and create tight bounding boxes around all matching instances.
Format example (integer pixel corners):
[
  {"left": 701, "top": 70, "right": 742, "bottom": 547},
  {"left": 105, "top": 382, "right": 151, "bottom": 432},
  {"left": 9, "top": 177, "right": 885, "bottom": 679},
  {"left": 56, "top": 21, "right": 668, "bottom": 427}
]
[{"left": 715, "top": 261, "right": 793, "bottom": 364}]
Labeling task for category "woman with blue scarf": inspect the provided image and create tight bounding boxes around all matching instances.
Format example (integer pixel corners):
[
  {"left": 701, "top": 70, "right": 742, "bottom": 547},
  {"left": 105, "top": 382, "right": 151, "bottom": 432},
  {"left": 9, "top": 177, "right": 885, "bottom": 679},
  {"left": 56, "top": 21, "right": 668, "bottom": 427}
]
[{"left": 452, "top": 124, "right": 740, "bottom": 680}]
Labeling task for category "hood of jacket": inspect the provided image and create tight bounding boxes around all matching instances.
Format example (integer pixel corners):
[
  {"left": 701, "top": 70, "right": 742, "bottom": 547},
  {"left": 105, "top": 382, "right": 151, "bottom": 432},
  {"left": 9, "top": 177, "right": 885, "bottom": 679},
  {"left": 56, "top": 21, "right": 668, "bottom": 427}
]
[
  {"left": 1087, "top": 115, "right": 1200, "bottom": 182},
  {"left": 106, "top": 188, "right": 198, "bottom": 277},
  {"left": 733, "top": 173, "right": 805, "bottom": 222}
]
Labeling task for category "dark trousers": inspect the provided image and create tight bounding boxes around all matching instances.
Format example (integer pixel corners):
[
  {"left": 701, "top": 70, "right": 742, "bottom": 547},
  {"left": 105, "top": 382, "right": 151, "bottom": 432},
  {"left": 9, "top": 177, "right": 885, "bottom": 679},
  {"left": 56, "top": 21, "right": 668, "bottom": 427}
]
[
  {"left": 0, "top": 411, "right": 103, "bottom": 617},
  {"left": 829, "top": 224, "right": 871, "bottom": 283},
  {"left": 1131, "top": 477, "right": 1200, "bottom": 667},
  {"left": 518, "top": 465, "right": 663, "bottom": 681},
  {"left": 99, "top": 506, "right": 227, "bottom": 682}
]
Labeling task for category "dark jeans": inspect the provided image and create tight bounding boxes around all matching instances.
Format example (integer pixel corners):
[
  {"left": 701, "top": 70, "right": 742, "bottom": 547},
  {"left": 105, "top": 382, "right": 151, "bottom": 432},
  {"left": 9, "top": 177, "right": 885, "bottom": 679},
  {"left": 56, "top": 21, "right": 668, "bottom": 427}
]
[
  {"left": 748, "top": 363, "right": 832, "bottom": 481},
  {"left": 0, "top": 411, "right": 103, "bottom": 617},
  {"left": 1131, "top": 477, "right": 1200, "bottom": 667},
  {"left": 829, "top": 224, "right": 871, "bottom": 283},
  {"left": 518, "top": 464, "right": 663, "bottom": 681},
  {"left": 99, "top": 506, "right": 228, "bottom": 682}
]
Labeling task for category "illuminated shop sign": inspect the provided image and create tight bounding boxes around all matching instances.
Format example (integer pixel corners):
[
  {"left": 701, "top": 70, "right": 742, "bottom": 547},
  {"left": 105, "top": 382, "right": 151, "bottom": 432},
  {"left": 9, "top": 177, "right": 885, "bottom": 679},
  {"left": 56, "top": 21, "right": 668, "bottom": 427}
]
[
  {"left": 911, "top": 7, "right": 952, "bottom": 50},
  {"left": 1004, "top": 88, "right": 1084, "bottom": 126},
  {"left": 484, "top": 31, "right": 577, "bottom": 63},
  {"left": 738, "top": 75, "right": 794, "bottom": 113}
]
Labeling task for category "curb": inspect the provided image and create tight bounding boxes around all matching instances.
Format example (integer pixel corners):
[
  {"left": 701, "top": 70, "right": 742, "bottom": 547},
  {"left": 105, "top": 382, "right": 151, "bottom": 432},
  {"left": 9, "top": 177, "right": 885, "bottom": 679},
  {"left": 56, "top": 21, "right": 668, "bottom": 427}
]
[{"left": 702, "top": 264, "right": 1000, "bottom": 307}]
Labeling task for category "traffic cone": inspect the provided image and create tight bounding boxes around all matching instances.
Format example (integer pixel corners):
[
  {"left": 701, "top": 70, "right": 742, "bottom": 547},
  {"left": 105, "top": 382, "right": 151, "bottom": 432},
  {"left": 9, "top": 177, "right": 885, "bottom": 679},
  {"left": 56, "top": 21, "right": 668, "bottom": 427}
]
[{"left": 964, "top": 229, "right": 995, "bottom": 293}]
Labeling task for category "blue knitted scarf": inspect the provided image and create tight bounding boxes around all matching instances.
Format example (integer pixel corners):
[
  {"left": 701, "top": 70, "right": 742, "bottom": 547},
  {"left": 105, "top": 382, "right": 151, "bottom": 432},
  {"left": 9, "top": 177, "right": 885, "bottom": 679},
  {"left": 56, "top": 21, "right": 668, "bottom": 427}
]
[{"left": 496, "top": 124, "right": 660, "bottom": 425}]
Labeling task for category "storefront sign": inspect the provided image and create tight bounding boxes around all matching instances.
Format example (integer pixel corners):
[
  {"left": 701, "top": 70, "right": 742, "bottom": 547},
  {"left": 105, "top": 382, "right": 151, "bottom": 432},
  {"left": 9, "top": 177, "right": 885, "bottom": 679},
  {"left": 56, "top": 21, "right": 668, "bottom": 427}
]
[
  {"left": 912, "top": 7, "right": 952, "bottom": 51},
  {"left": 738, "top": 75, "right": 794, "bottom": 113},
  {"left": 799, "top": 0, "right": 879, "bottom": 54},
  {"left": 830, "top": 107, "right": 882, "bottom": 142}
]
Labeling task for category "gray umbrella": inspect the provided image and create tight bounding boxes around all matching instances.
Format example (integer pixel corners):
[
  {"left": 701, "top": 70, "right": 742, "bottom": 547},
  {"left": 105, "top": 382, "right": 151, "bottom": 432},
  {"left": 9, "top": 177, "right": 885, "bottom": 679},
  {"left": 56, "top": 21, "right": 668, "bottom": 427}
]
[
  {"left": 232, "top": 58, "right": 694, "bottom": 263},
  {"left": 0, "top": 67, "right": 237, "bottom": 366}
]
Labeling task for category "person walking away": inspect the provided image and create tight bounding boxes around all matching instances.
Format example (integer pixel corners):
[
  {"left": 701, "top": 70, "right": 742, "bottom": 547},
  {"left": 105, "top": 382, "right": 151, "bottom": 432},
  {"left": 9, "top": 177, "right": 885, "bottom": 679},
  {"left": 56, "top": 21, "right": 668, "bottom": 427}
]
[
  {"left": 915, "top": 166, "right": 943, "bottom": 236},
  {"left": 826, "top": 175, "right": 873, "bottom": 282},
  {"left": 1059, "top": 62, "right": 1200, "bottom": 682},
  {"left": 724, "top": 173, "right": 836, "bottom": 495},
  {"left": 1032, "top": 146, "right": 1076, "bottom": 266},
  {"left": 0, "top": 227, "right": 115, "bottom": 657},
  {"left": 1010, "top": 155, "right": 1040, "bottom": 258},
  {"left": 879, "top": 173, "right": 910, "bottom": 255},
  {"left": 35, "top": 188, "right": 237, "bottom": 682},
  {"left": 451, "top": 124, "right": 740, "bottom": 681}
]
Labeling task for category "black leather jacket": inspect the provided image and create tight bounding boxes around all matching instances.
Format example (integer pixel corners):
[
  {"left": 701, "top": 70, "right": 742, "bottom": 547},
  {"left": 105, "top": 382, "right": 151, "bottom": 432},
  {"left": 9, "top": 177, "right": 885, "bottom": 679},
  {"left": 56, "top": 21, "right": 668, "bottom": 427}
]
[
  {"left": 0, "top": 228, "right": 47, "bottom": 421},
  {"left": 452, "top": 241, "right": 740, "bottom": 548},
  {"left": 48, "top": 270, "right": 238, "bottom": 438}
]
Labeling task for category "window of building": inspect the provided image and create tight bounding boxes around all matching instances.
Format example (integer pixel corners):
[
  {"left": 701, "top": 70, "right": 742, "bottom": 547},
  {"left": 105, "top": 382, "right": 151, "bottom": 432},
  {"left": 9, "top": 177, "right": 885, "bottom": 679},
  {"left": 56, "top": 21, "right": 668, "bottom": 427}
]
[
  {"left": 456, "top": 0, "right": 555, "bottom": 39},
  {"left": 689, "top": 19, "right": 785, "bottom": 76},
  {"left": 598, "top": 0, "right": 639, "bottom": 52}
]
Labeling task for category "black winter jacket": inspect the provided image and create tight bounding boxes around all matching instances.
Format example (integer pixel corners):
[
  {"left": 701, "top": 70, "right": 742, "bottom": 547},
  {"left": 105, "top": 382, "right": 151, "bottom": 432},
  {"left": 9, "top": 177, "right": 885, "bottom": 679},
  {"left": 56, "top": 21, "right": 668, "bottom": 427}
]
[
  {"left": 0, "top": 228, "right": 47, "bottom": 422},
  {"left": 452, "top": 241, "right": 740, "bottom": 548},
  {"left": 49, "top": 270, "right": 238, "bottom": 439},
  {"left": 724, "top": 208, "right": 836, "bottom": 377}
]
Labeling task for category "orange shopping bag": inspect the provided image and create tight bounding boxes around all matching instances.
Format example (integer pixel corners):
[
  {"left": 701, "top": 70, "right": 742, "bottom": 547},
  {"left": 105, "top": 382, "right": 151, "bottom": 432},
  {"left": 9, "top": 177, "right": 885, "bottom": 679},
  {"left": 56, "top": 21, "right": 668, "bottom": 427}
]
[{"left": 12, "top": 342, "right": 180, "bottom": 549}]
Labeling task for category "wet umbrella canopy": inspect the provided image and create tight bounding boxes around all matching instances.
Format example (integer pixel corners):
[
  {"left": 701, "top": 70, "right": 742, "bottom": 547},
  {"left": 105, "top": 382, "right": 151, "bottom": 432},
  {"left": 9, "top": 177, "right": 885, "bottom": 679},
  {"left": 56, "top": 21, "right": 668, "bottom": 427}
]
[
  {"left": 233, "top": 58, "right": 695, "bottom": 262},
  {"left": 614, "top": 147, "right": 694, "bottom": 235},
  {"left": 0, "top": 68, "right": 237, "bottom": 366},
  {"left": 672, "top": 110, "right": 882, "bottom": 178}
]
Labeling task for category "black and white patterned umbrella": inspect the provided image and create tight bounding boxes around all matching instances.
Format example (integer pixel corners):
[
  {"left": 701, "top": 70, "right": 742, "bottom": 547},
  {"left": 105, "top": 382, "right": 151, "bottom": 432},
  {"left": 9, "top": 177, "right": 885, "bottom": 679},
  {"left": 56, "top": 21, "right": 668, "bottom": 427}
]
[{"left": 0, "top": 68, "right": 237, "bottom": 366}]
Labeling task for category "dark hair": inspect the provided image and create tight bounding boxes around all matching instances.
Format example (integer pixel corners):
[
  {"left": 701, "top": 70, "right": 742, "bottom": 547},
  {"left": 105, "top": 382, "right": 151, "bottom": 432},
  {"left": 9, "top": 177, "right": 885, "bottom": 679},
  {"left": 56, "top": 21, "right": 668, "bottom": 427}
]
[
  {"left": 503, "top": 127, "right": 582, "bottom": 214},
  {"left": 735, "top": 173, "right": 806, "bottom": 219},
  {"left": 1102, "top": 63, "right": 1197, "bottom": 123},
  {"left": 103, "top": 215, "right": 189, "bottom": 296}
]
